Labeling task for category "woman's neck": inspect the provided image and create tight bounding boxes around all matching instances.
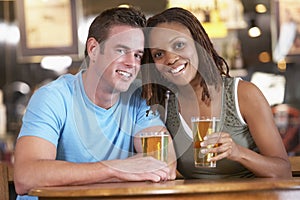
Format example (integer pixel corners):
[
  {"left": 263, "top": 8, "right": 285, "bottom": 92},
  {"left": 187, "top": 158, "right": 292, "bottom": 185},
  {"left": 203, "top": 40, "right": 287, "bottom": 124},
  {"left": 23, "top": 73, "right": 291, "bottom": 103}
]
[
  {"left": 177, "top": 74, "right": 202, "bottom": 101},
  {"left": 177, "top": 75, "right": 211, "bottom": 127}
]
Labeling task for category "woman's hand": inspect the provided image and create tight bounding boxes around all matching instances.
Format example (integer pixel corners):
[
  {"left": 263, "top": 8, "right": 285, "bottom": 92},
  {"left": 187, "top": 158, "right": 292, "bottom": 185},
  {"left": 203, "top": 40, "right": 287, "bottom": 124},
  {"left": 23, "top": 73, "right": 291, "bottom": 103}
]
[{"left": 200, "top": 132, "right": 241, "bottom": 162}]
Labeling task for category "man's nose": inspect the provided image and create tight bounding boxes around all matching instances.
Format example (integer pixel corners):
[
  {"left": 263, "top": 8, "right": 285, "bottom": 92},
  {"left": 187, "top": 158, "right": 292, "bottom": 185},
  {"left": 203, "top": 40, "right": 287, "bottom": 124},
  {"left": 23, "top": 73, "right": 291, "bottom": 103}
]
[{"left": 124, "top": 52, "right": 138, "bottom": 67}]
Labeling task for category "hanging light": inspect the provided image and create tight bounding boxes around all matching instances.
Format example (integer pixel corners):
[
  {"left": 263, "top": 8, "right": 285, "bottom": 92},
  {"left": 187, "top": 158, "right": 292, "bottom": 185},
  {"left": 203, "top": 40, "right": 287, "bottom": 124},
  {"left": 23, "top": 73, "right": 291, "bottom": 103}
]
[
  {"left": 118, "top": 4, "right": 130, "bottom": 8},
  {"left": 256, "top": 4, "right": 267, "bottom": 14},
  {"left": 248, "top": 19, "right": 261, "bottom": 38}
]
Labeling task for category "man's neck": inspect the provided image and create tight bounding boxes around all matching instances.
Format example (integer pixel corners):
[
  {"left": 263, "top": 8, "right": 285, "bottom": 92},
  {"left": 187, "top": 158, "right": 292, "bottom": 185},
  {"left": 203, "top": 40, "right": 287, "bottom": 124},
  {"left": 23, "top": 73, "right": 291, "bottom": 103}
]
[
  {"left": 82, "top": 70, "right": 119, "bottom": 110},
  {"left": 94, "top": 85, "right": 119, "bottom": 109}
]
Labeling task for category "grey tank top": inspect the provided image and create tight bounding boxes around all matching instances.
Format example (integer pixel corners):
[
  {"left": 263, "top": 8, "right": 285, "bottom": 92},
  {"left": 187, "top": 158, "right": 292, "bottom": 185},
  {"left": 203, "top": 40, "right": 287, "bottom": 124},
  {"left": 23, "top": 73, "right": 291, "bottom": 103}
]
[{"left": 166, "top": 77, "right": 258, "bottom": 179}]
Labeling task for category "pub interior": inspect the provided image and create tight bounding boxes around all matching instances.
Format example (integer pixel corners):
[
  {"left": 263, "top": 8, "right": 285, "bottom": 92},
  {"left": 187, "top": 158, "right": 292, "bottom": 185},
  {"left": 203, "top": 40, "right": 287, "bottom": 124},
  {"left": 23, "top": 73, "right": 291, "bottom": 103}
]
[{"left": 0, "top": 0, "right": 300, "bottom": 199}]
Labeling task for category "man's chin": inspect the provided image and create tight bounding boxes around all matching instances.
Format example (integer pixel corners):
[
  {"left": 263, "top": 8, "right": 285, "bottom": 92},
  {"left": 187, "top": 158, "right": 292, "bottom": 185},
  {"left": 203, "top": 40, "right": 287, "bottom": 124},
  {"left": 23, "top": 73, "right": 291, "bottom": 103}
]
[{"left": 114, "top": 84, "right": 131, "bottom": 93}]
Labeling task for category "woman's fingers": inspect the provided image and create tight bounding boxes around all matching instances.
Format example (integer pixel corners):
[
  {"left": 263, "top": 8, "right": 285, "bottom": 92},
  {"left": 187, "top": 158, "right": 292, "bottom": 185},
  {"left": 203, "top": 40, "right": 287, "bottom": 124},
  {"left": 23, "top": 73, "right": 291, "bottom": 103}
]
[{"left": 201, "top": 132, "right": 237, "bottom": 161}]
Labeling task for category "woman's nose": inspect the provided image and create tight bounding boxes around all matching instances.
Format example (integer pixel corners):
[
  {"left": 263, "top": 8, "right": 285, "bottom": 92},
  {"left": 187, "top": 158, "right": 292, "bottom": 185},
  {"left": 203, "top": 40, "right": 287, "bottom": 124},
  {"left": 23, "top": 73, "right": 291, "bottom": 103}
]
[{"left": 165, "top": 52, "right": 179, "bottom": 65}]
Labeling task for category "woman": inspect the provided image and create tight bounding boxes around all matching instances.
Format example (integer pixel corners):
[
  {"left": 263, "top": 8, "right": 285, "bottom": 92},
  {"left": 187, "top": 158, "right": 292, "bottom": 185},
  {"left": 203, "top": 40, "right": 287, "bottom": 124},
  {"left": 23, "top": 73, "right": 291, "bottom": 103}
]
[{"left": 142, "top": 7, "right": 291, "bottom": 178}]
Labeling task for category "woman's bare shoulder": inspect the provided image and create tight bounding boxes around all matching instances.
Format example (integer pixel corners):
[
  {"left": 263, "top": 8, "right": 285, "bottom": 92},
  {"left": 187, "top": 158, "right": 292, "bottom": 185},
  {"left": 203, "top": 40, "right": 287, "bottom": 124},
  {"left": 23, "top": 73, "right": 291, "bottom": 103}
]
[
  {"left": 237, "top": 79, "right": 271, "bottom": 116},
  {"left": 237, "top": 79, "right": 265, "bottom": 100}
]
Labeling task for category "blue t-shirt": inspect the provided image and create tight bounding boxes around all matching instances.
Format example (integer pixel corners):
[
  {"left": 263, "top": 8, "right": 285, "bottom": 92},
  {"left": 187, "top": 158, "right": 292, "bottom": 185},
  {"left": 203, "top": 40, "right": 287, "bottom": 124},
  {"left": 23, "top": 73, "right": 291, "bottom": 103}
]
[{"left": 17, "top": 70, "right": 164, "bottom": 200}]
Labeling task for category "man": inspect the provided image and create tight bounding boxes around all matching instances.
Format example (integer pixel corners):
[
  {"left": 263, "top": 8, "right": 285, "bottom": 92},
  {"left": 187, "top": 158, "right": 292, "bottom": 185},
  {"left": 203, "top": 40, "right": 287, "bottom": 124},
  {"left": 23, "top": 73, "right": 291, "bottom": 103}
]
[{"left": 14, "top": 7, "right": 176, "bottom": 199}]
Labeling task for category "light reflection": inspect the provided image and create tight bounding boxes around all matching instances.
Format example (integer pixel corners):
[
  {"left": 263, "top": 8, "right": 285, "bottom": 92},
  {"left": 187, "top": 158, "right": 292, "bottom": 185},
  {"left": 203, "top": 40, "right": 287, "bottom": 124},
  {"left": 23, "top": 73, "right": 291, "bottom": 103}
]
[
  {"left": 41, "top": 56, "right": 72, "bottom": 74},
  {"left": 277, "top": 59, "right": 287, "bottom": 72},
  {"left": 78, "top": 16, "right": 94, "bottom": 45},
  {"left": 0, "top": 22, "right": 20, "bottom": 44}
]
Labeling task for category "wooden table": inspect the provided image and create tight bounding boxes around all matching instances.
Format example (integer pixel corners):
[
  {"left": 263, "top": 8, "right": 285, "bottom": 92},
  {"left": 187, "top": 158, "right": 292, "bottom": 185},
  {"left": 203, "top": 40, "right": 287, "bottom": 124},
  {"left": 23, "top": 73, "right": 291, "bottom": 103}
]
[{"left": 28, "top": 178, "right": 300, "bottom": 200}]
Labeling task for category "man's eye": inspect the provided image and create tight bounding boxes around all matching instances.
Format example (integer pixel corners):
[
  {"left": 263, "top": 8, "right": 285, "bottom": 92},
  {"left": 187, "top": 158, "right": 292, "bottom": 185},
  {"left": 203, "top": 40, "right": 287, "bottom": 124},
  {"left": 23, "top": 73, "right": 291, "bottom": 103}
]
[
  {"left": 117, "top": 49, "right": 126, "bottom": 54},
  {"left": 135, "top": 53, "right": 143, "bottom": 60}
]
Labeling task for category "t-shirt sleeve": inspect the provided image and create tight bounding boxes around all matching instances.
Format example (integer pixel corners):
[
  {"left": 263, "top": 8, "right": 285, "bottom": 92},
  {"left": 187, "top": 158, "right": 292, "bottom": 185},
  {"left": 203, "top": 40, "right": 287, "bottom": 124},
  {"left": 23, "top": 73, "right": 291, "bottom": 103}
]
[
  {"left": 133, "top": 93, "right": 165, "bottom": 135},
  {"left": 18, "top": 86, "right": 67, "bottom": 146}
]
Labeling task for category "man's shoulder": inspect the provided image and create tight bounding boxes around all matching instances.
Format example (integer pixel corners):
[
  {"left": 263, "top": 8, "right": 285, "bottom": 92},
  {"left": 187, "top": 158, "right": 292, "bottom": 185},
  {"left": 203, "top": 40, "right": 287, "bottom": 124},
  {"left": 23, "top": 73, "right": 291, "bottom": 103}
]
[
  {"left": 33, "top": 73, "right": 78, "bottom": 102},
  {"left": 41, "top": 73, "right": 77, "bottom": 91}
]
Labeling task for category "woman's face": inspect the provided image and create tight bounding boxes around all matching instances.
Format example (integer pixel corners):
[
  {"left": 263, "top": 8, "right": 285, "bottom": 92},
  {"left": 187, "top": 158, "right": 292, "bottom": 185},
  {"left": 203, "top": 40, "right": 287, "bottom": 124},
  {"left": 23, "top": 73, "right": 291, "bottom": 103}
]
[{"left": 148, "top": 22, "right": 199, "bottom": 86}]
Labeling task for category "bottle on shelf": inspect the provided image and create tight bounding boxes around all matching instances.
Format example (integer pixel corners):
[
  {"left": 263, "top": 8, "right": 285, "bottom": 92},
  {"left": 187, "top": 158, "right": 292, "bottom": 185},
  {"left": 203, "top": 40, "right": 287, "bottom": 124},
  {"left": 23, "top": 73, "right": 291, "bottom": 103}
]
[{"left": 0, "top": 89, "right": 7, "bottom": 136}]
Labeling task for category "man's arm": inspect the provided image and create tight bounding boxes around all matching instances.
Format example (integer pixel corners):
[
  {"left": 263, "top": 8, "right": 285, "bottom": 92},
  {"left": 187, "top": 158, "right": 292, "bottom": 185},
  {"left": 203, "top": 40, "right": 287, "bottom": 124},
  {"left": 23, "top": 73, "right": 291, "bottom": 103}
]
[
  {"left": 14, "top": 136, "right": 171, "bottom": 195},
  {"left": 134, "top": 126, "right": 177, "bottom": 180}
]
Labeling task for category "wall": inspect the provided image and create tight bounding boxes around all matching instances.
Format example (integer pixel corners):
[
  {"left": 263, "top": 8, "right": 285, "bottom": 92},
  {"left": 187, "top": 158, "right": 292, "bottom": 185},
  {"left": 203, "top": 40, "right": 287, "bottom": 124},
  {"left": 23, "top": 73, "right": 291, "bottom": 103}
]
[{"left": 0, "top": 0, "right": 300, "bottom": 134}]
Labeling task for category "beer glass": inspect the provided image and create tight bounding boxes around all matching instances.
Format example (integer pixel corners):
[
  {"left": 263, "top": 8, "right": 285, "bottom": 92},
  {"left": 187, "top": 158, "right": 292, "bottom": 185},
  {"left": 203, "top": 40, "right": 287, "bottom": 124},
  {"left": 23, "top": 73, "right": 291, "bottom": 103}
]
[
  {"left": 139, "top": 131, "right": 169, "bottom": 162},
  {"left": 192, "top": 116, "right": 221, "bottom": 168}
]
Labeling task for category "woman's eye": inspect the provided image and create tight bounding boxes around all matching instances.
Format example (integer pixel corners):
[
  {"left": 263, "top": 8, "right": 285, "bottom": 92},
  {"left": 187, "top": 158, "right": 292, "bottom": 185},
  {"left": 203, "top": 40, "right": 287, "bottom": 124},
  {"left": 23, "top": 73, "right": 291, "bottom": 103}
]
[
  {"left": 153, "top": 52, "right": 163, "bottom": 59},
  {"left": 174, "top": 42, "right": 185, "bottom": 50}
]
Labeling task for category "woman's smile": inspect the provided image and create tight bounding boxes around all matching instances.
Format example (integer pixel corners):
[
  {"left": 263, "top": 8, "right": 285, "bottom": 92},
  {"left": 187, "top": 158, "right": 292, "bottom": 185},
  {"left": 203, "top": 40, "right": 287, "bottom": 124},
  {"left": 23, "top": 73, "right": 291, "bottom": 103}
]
[{"left": 169, "top": 63, "right": 186, "bottom": 75}]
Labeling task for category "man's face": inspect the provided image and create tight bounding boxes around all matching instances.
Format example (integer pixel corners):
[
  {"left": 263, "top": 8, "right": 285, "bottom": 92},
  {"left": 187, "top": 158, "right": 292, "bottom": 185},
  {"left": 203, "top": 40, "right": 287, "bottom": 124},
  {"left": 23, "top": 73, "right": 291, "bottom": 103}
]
[{"left": 94, "top": 25, "right": 144, "bottom": 93}]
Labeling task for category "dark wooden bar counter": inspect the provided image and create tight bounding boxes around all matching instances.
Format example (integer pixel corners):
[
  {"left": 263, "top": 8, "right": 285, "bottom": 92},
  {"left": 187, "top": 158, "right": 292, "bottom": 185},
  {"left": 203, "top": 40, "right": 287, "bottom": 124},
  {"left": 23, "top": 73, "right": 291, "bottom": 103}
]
[{"left": 28, "top": 178, "right": 300, "bottom": 200}]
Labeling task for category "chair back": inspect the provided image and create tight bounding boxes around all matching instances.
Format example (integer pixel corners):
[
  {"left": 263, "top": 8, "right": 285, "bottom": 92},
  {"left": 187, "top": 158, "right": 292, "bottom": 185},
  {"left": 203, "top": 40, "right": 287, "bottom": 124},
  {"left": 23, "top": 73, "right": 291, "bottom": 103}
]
[{"left": 272, "top": 104, "right": 300, "bottom": 156}]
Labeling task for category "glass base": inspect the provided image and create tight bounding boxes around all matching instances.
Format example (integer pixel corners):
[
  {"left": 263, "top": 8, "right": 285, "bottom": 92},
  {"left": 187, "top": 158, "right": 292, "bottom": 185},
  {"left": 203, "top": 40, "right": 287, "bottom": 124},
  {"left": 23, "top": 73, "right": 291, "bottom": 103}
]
[{"left": 195, "top": 162, "right": 216, "bottom": 168}]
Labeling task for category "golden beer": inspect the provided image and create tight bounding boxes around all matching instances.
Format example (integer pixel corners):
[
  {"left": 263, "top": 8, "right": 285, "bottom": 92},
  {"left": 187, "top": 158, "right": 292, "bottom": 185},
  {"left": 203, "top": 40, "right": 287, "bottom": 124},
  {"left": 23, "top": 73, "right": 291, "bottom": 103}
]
[
  {"left": 192, "top": 117, "right": 220, "bottom": 168},
  {"left": 140, "top": 132, "right": 168, "bottom": 162}
]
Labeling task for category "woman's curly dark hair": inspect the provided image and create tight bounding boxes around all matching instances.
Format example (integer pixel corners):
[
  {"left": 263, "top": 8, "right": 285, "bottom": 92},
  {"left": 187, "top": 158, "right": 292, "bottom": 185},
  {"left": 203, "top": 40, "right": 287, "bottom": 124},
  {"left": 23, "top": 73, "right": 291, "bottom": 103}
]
[{"left": 141, "top": 7, "right": 230, "bottom": 107}]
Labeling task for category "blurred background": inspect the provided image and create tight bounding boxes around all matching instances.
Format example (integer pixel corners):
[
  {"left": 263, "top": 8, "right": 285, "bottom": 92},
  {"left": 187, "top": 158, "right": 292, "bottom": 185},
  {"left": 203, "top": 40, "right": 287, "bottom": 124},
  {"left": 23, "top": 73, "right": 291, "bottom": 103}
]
[{"left": 0, "top": 0, "right": 300, "bottom": 161}]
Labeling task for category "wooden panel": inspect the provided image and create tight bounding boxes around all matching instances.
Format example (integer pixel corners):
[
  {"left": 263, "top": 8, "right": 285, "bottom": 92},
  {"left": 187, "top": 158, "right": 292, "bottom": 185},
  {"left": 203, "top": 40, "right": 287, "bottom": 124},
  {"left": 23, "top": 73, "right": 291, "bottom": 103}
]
[
  {"left": 290, "top": 156, "right": 300, "bottom": 176},
  {"left": 29, "top": 178, "right": 300, "bottom": 199},
  {"left": 37, "top": 190, "right": 300, "bottom": 200},
  {"left": 0, "top": 162, "right": 9, "bottom": 200}
]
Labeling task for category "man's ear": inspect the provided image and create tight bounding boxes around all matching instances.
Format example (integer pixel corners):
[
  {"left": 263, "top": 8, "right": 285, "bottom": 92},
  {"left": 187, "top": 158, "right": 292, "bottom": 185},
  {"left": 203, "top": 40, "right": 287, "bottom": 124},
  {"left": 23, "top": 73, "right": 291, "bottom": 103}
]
[{"left": 87, "top": 38, "right": 98, "bottom": 58}]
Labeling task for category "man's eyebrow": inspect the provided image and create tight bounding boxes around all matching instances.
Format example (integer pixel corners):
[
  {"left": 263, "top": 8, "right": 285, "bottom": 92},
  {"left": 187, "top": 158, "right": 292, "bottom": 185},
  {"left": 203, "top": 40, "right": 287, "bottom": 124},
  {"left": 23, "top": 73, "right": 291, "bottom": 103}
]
[
  {"left": 115, "top": 44, "right": 144, "bottom": 54},
  {"left": 115, "top": 44, "right": 130, "bottom": 50}
]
